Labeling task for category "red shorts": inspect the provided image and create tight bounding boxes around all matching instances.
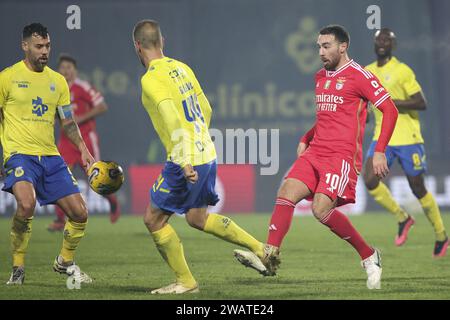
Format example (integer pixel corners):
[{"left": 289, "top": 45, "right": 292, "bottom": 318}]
[
  {"left": 286, "top": 151, "right": 358, "bottom": 207},
  {"left": 58, "top": 131, "right": 101, "bottom": 168}
]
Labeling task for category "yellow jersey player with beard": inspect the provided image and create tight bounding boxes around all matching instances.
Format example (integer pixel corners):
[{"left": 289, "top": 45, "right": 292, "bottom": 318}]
[
  {"left": 0, "top": 23, "right": 95, "bottom": 285},
  {"left": 132, "top": 19, "right": 265, "bottom": 294}
]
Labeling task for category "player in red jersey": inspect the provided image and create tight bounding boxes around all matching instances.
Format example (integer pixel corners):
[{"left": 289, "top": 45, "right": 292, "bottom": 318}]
[
  {"left": 234, "top": 25, "right": 398, "bottom": 289},
  {"left": 47, "top": 54, "right": 121, "bottom": 231}
]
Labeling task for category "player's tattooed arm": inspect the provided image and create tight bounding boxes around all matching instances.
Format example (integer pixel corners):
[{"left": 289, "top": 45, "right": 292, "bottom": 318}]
[
  {"left": 59, "top": 117, "right": 95, "bottom": 171},
  {"left": 60, "top": 118, "right": 83, "bottom": 147},
  {"left": 57, "top": 104, "right": 84, "bottom": 149}
]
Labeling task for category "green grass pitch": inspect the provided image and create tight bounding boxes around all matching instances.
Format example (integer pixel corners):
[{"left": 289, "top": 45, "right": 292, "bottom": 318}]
[{"left": 0, "top": 213, "right": 449, "bottom": 300}]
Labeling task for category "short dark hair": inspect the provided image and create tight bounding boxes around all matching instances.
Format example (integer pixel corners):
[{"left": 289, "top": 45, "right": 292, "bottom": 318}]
[
  {"left": 133, "top": 19, "right": 162, "bottom": 49},
  {"left": 58, "top": 54, "right": 77, "bottom": 68},
  {"left": 319, "top": 24, "right": 350, "bottom": 46},
  {"left": 22, "top": 23, "right": 49, "bottom": 40}
]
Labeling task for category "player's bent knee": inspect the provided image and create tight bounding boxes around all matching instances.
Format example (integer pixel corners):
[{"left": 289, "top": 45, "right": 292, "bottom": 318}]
[
  {"left": 143, "top": 207, "right": 167, "bottom": 232},
  {"left": 143, "top": 212, "right": 155, "bottom": 228},
  {"left": 70, "top": 204, "right": 88, "bottom": 223},
  {"left": 277, "top": 179, "right": 305, "bottom": 204},
  {"left": 185, "top": 214, "right": 205, "bottom": 231},
  {"left": 311, "top": 202, "right": 332, "bottom": 221},
  {"left": 16, "top": 199, "right": 36, "bottom": 217}
]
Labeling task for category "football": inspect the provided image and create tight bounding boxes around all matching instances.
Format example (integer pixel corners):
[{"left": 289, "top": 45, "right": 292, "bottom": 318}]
[{"left": 87, "top": 160, "right": 124, "bottom": 195}]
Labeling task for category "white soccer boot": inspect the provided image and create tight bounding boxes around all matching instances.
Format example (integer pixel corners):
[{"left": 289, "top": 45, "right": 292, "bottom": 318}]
[
  {"left": 151, "top": 282, "right": 199, "bottom": 294},
  {"left": 53, "top": 255, "right": 93, "bottom": 284},
  {"left": 234, "top": 244, "right": 280, "bottom": 276},
  {"left": 361, "top": 248, "right": 382, "bottom": 290}
]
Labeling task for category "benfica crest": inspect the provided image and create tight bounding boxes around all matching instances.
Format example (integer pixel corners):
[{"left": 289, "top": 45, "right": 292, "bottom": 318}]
[{"left": 336, "top": 79, "right": 346, "bottom": 90}]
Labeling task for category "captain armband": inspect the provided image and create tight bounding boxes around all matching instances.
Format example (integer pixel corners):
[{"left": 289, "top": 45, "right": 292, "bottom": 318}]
[{"left": 57, "top": 104, "right": 74, "bottom": 120}]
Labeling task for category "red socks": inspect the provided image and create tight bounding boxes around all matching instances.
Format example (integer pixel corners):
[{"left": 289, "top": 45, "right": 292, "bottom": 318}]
[
  {"left": 320, "top": 209, "right": 374, "bottom": 260},
  {"left": 267, "top": 198, "right": 296, "bottom": 247},
  {"left": 267, "top": 198, "right": 373, "bottom": 260}
]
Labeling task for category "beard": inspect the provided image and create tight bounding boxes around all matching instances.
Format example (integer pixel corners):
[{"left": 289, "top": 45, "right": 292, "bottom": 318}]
[
  {"left": 323, "top": 58, "right": 339, "bottom": 71},
  {"left": 33, "top": 56, "right": 48, "bottom": 71},
  {"left": 375, "top": 47, "right": 391, "bottom": 60}
]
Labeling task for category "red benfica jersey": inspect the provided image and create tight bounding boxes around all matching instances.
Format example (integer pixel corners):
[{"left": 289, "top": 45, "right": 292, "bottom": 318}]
[
  {"left": 60, "top": 78, "right": 104, "bottom": 140},
  {"left": 308, "top": 59, "right": 390, "bottom": 173}
]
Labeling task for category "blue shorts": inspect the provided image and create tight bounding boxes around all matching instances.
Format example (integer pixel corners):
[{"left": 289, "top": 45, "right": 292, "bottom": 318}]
[
  {"left": 2, "top": 154, "right": 80, "bottom": 205},
  {"left": 150, "top": 160, "right": 220, "bottom": 214},
  {"left": 366, "top": 142, "right": 427, "bottom": 177}
]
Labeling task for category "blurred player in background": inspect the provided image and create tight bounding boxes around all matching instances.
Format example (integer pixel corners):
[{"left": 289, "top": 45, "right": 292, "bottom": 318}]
[
  {"left": 46, "top": 54, "right": 121, "bottom": 232},
  {"left": 364, "top": 28, "right": 448, "bottom": 257},
  {"left": 0, "top": 23, "right": 93, "bottom": 284},
  {"left": 235, "top": 25, "right": 399, "bottom": 290},
  {"left": 132, "top": 19, "right": 266, "bottom": 294}
]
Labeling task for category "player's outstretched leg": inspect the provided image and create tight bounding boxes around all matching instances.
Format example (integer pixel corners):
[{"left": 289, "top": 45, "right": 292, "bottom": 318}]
[
  {"left": 313, "top": 193, "right": 381, "bottom": 289},
  {"left": 185, "top": 208, "right": 268, "bottom": 274},
  {"left": 234, "top": 196, "right": 293, "bottom": 276},
  {"left": 144, "top": 206, "right": 198, "bottom": 294},
  {"left": 234, "top": 178, "right": 310, "bottom": 276},
  {"left": 364, "top": 159, "right": 413, "bottom": 246},
  {"left": 7, "top": 182, "right": 36, "bottom": 285},
  {"left": 54, "top": 194, "right": 92, "bottom": 283},
  {"left": 104, "top": 193, "right": 121, "bottom": 224}
]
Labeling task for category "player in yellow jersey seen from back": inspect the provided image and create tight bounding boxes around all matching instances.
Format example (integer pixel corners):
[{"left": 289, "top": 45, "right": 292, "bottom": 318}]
[
  {"left": 364, "top": 28, "right": 448, "bottom": 257},
  {"left": 0, "top": 23, "right": 95, "bottom": 284},
  {"left": 132, "top": 20, "right": 266, "bottom": 294}
]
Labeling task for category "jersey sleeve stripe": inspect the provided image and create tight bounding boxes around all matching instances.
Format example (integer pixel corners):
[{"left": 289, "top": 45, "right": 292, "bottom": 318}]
[
  {"left": 351, "top": 63, "right": 373, "bottom": 79},
  {"left": 373, "top": 93, "right": 390, "bottom": 107},
  {"left": 351, "top": 62, "right": 373, "bottom": 78}
]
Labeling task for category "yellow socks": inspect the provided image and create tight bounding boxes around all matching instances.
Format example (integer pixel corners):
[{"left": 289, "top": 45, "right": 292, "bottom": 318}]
[
  {"left": 60, "top": 220, "right": 87, "bottom": 262},
  {"left": 204, "top": 213, "right": 264, "bottom": 258},
  {"left": 419, "top": 193, "right": 447, "bottom": 241},
  {"left": 369, "top": 182, "right": 409, "bottom": 222},
  {"left": 11, "top": 215, "right": 33, "bottom": 267},
  {"left": 151, "top": 224, "right": 196, "bottom": 287}
]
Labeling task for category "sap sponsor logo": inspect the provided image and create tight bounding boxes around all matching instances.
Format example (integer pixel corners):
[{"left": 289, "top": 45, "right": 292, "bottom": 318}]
[{"left": 32, "top": 97, "right": 48, "bottom": 117}]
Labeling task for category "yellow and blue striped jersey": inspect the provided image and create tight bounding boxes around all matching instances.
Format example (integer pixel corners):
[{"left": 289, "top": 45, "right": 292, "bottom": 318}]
[
  {"left": 140, "top": 57, "right": 216, "bottom": 167},
  {"left": 366, "top": 56, "right": 423, "bottom": 146},
  {"left": 0, "top": 61, "right": 70, "bottom": 162}
]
